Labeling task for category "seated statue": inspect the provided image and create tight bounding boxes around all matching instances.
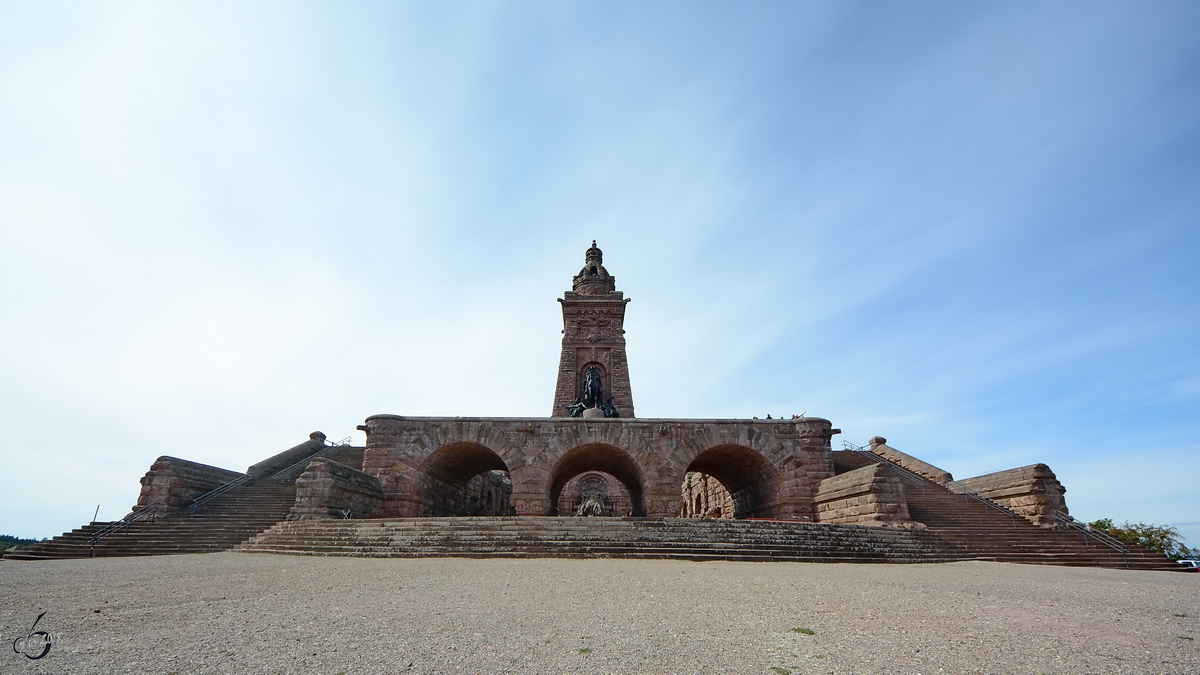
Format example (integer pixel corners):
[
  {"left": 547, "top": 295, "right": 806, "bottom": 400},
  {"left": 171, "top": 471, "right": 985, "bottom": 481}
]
[{"left": 575, "top": 496, "right": 606, "bottom": 517}]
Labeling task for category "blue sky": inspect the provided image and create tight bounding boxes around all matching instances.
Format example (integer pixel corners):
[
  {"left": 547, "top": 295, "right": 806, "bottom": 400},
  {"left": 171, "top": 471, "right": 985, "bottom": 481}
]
[{"left": 2, "top": 1, "right": 1197, "bottom": 547}]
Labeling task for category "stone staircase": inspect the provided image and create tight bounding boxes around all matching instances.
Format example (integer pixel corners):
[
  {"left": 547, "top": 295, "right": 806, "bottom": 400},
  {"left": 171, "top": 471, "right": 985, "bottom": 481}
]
[
  {"left": 900, "top": 478, "right": 1185, "bottom": 571},
  {"left": 4, "top": 444, "right": 368, "bottom": 561},
  {"left": 235, "top": 516, "right": 959, "bottom": 563},
  {"left": 3, "top": 478, "right": 298, "bottom": 560},
  {"left": 5, "top": 440, "right": 1190, "bottom": 571}
]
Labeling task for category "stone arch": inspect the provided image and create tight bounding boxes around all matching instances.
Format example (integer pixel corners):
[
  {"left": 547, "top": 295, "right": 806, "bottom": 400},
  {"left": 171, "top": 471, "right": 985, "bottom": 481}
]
[
  {"left": 415, "top": 442, "right": 514, "bottom": 516},
  {"left": 548, "top": 443, "right": 645, "bottom": 516},
  {"left": 683, "top": 444, "right": 777, "bottom": 519}
]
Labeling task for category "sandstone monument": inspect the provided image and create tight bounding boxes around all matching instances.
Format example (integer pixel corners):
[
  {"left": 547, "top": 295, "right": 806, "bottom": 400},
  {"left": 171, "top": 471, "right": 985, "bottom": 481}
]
[{"left": 3, "top": 243, "right": 1185, "bottom": 571}]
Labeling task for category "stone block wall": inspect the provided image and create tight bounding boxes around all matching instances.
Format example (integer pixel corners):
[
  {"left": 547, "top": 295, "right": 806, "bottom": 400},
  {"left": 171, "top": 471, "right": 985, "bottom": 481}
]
[
  {"left": 136, "top": 456, "right": 244, "bottom": 511},
  {"left": 679, "top": 472, "right": 734, "bottom": 518},
  {"left": 815, "top": 463, "right": 919, "bottom": 528},
  {"left": 953, "top": 463, "right": 1068, "bottom": 527},
  {"left": 289, "top": 458, "right": 384, "bottom": 520},
  {"left": 867, "top": 437, "right": 953, "bottom": 484}
]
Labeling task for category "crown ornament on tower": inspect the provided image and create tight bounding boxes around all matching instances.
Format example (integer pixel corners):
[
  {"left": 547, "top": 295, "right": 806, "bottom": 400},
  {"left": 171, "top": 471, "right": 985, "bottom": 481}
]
[{"left": 572, "top": 240, "right": 616, "bottom": 295}]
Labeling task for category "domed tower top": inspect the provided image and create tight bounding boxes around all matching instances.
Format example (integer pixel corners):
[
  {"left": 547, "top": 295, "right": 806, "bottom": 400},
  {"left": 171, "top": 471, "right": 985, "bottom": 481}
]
[{"left": 572, "top": 240, "right": 617, "bottom": 295}]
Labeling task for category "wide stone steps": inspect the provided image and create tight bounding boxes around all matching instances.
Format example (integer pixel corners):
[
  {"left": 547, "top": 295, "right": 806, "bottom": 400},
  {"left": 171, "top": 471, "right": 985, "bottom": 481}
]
[
  {"left": 3, "top": 479, "right": 298, "bottom": 560},
  {"left": 235, "top": 517, "right": 960, "bottom": 563},
  {"left": 900, "top": 479, "right": 1184, "bottom": 571}
]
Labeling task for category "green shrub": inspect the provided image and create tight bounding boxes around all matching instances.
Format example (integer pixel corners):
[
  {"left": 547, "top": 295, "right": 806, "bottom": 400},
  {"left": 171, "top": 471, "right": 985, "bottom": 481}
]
[{"left": 1086, "top": 519, "right": 1195, "bottom": 559}]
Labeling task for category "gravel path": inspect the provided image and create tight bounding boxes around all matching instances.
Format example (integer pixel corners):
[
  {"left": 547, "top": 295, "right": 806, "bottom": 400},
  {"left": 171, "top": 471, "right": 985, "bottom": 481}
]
[{"left": 1, "top": 553, "right": 1197, "bottom": 674}]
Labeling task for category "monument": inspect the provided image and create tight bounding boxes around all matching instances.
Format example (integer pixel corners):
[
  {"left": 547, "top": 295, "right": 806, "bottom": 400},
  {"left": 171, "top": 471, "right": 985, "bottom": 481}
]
[{"left": 10, "top": 241, "right": 1185, "bottom": 572}]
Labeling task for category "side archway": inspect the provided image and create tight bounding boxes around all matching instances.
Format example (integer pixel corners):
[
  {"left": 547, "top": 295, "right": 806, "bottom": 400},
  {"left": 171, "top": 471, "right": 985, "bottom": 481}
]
[
  {"left": 548, "top": 444, "right": 645, "bottom": 516},
  {"left": 415, "top": 442, "right": 514, "bottom": 516},
  {"left": 682, "top": 444, "right": 776, "bottom": 519}
]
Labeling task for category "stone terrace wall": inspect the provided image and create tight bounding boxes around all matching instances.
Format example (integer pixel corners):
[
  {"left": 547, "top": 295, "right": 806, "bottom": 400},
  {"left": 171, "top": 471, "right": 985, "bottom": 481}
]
[
  {"left": 289, "top": 458, "right": 384, "bottom": 520},
  {"left": 359, "top": 416, "right": 839, "bottom": 519},
  {"left": 815, "top": 463, "right": 919, "bottom": 528},
  {"left": 136, "top": 456, "right": 243, "bottom": 511},
  {"left": 954, "top": 463, "right": 1068, "bottom": 527}
]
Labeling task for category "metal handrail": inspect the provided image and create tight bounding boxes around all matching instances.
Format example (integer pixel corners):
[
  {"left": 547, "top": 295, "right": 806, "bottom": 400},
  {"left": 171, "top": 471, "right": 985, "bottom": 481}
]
[
  {"left": 189, "top": 437, "right": 353, "bottom": 516},
  {"left": 189, "top": 473, "right": 255, "bottom": 517},
  {"left": 89, "top": 503, "right": 158, "bottom": 557},
  {"left": 842, "top": 440, "right": 1020, "bottom": 527},
  {"left": 944, "top": 481, "right": 1020, "bottom": 527},
  {"left": 1049, "top": 509, "right": 1129, "bottom": 568},
  {"left": 268, "top": 437, "right": 353, "bottom": 480},
  {"left": 842, "top": 441, "right": 931, "bottom": 491}
]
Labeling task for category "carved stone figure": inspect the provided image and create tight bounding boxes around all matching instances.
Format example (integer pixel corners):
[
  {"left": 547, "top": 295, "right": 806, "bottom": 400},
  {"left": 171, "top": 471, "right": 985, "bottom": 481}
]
[
  {"left": 600, "top": 401, "right": 619, "bottom": 418},
  {"left": 583, "top": 365, "right": 603, "bottom": 408},
  {"left": 575, "top": 496, "right": 606, "bottom": 517}
]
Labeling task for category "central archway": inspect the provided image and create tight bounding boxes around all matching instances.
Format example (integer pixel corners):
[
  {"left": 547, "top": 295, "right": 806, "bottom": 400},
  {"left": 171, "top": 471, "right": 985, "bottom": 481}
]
[
  {"left": 682, "top": 444, "right": 776, "bottom": 519},
  {"left": 548, "top": 444, "right": 645, "bottom": 516},
  {"left": 556, "top": 471, "right": 634, "bottom": 517},
  {"left": 416, "top": 442, "right": 514, "bottom": 516}
]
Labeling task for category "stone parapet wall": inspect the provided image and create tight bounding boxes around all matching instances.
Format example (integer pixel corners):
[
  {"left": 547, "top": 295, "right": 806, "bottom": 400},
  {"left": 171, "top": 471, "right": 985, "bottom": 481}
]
[
  {"left": 289, "top": 458, "right": 384, "bottom": 520},
  {"left": 867, "top": 437, "right": 953, "bottom": 484},
  {"left": 136, "top": 456, "right": 244, "bottom": 511},
  {"left": 953, "top": 464, "right": 1068, "bottom": 527},
  {"left": 815, "top": 463, "right": 920, "bottom": 528}
]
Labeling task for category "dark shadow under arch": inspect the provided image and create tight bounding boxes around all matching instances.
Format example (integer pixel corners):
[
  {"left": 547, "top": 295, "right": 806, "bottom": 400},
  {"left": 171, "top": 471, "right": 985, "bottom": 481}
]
[
  {"left": 684, "top": 444, "right": 776, "bottom": 519},
  {"left": 548, "top": 443, "right": 645, "bottom": 516},
  {"left": 416, "top": 442, "right": 513, "bottom": 516}
]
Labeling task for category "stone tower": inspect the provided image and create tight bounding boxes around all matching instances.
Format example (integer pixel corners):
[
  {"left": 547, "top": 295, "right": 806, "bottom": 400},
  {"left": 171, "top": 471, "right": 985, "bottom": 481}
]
[{"left": 551, "top": 241, "right": 636, "bottom": 417}]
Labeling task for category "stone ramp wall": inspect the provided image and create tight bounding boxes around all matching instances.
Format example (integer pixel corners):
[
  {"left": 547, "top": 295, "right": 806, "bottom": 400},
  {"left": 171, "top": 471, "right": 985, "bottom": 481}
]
[
  {"left": 247, "top": 431, "right": 330, "bottom": 477},
  {"left": 867, "top": 437, "right": 953, "bottom": 484},
  {"left": 953, "top": 463, "right": 1068, "bottom": 526},
  {"left": 136, "top": 456, "right": 244, "bottom": 511}
]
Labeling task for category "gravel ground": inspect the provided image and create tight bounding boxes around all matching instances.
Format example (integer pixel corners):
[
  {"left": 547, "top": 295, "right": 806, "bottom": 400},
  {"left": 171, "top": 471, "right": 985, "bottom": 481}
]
[{"left": 1, "top": 553, "right": 1197, "bottom": 675}]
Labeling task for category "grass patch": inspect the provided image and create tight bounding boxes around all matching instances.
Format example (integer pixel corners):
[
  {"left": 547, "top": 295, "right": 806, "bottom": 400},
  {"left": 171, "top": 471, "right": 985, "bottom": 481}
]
[
  {"left": 770, "top": 668, "right": 791, "bottom": 675},
  {"left": 1179, "top": 636, "right": 1195, "bottom": 641},
  {"left": 578, "top": 648, "right": 593, "bottom": 654},
  {"left": 1175, "top": 613, "right": 1189, "bottom": 618},
  {"left": 790, "top": 628, "right": 816, "bottom": 635}
]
